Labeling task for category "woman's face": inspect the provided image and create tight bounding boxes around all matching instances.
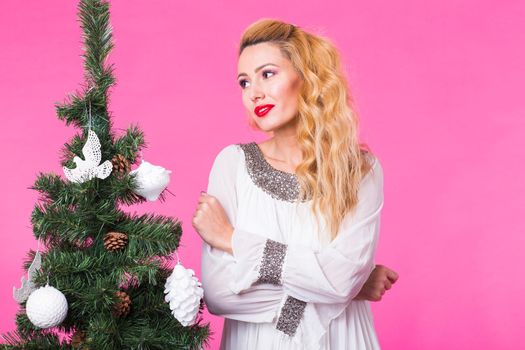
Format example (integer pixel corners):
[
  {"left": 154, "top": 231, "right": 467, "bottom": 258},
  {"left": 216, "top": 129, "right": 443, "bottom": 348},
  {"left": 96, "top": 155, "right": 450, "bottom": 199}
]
[{"left": 237, "top": 42, "right": 303, "bottom": 133}]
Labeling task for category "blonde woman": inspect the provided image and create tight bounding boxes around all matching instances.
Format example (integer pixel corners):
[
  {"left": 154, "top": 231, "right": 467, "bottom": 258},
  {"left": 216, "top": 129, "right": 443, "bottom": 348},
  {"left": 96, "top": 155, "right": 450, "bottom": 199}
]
[{"left": 193, "top": 19, "right": 398, "bottom": 350}]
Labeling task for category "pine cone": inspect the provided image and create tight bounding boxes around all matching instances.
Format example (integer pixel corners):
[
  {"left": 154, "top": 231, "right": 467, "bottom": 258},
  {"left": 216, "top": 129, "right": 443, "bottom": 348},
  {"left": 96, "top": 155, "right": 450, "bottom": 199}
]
[
  {"left": 103, "top": 232, "right": 128, "bottom": 251},
  {"left": 113, "top": 291, "right": 131, "bottom": 317},
  {"left": 111, "top": 154, "right": 131, "bottom": 177},
  {"left": 71, "top": 330, "right": 90, "bottom": 349}
]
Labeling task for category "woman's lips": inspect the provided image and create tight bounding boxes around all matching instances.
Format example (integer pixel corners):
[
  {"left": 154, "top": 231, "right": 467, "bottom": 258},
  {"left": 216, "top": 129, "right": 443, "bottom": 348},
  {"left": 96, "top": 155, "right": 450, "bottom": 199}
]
[{"left": 254, "top": 104, "right": 275, "bottom": 117}]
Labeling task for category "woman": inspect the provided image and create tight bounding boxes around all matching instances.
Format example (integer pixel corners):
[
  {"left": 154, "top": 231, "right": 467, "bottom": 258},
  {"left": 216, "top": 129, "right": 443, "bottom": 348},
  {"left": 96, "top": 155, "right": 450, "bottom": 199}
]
[{"left": 193, "top": 19, "right": 398, "bottom": 350}]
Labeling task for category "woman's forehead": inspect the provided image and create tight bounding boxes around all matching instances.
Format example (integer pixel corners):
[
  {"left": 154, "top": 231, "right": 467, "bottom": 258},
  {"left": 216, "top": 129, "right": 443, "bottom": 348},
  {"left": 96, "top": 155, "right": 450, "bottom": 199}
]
[{"left": 238, "top": 44, "right": 288, "bottom": 73}]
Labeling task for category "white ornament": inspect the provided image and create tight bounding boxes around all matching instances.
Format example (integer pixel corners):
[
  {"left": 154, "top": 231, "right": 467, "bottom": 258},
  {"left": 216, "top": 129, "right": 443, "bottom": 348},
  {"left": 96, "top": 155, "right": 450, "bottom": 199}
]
[
  {"left": 130, "top": 160, "right": 171, "bottom": 201},
  {"left": 164, "top": 262, "right": 204, "bottom": 326},
  {"left": 63, "top": 129, "right": 113, "bottom": 183},
  {"left": 26, "top": 284, "right": 68, "bottom": 329},
  {"left": 13, "top": 250, "right": 42, "bottom": 303}
]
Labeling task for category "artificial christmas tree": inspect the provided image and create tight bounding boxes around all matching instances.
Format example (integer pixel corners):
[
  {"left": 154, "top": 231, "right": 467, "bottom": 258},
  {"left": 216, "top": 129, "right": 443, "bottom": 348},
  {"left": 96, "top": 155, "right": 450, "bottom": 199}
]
[{"left": 1, "top": 1, "right": 209, "bottom": 349}]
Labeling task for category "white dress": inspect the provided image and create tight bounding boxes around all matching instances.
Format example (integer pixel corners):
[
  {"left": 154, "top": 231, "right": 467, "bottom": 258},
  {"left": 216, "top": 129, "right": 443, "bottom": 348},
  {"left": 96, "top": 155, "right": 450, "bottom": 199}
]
[{"left": 201, "top": 142, "right": 384, "bottom": 350}]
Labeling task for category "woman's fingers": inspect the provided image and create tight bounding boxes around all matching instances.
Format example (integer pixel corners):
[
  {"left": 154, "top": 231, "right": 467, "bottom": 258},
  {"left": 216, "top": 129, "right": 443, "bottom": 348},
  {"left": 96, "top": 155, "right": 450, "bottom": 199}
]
[
  {"left": 384, "top": 279, "right": 392, "bottom": 290},
  {"left": 193, "top": 192, "right": 219, "bottom": 227},
  {"left": 365, "top": 265, "right": 398, "bottom": 301},
  {"left": 386, "top": 268, "right": 399, "bottom": 283},
  {"left": 198, "top": 192, "right": 218, "bottom": 208},
  {"left": 198, "top": 192, "right": 208, "bottom": 204}
]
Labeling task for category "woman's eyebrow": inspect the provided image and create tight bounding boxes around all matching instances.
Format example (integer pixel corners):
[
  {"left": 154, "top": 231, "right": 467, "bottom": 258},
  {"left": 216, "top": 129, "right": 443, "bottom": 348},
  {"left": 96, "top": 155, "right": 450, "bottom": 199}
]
[{"left": 237, "top": 63, "right": 279, "bottom": 79}]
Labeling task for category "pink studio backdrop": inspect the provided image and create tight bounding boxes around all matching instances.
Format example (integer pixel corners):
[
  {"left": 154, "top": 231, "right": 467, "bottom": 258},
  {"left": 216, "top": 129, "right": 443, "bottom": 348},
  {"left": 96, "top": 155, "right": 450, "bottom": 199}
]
[{"left": 1, "top": 1, "right": 524, "bottom": 349}]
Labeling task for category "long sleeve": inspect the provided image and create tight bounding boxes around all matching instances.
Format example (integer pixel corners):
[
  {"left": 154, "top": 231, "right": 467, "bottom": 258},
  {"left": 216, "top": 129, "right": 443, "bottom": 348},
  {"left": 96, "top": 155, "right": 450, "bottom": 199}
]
[
  {"left": 229, "top": 155, "right": 384, "bottom": 305},
  {"left": 200, "top": 144, "right": 286, "bottom": 322}
]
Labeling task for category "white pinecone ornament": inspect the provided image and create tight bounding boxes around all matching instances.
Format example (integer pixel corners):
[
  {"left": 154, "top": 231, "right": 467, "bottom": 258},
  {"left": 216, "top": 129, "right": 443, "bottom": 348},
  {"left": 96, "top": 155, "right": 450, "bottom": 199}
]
[
  {"left": 26, "top": 284, "right": 68, "bottom": 329},
  {"left": 164, "top": 262, "right": 203, "bottom": 326}
]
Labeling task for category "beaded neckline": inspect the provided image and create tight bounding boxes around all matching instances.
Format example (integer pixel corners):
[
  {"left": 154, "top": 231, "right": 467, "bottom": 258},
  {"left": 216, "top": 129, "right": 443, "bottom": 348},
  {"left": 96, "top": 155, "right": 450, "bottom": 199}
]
[{"left": 238, "top": 142, "right": 310, "bottom": 203}]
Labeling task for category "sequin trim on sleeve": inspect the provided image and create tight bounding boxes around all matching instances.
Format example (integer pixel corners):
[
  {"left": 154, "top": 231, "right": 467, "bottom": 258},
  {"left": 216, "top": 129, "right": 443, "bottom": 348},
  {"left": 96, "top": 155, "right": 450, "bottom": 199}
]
[
  {"left": 253, "top": 239, "right": 287, "bottom": 286},
  {"left": 276, "top": 295, "right": 307, "bottom": 337}
]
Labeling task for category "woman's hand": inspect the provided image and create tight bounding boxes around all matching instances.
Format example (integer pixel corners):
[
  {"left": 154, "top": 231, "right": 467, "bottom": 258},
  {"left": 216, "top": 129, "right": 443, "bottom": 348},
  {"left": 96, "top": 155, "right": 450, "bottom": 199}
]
[
  {"left": 353, "top": 264, "right": 399, "bottom": 302},
  {"left": 192, "top": 191, "right": 234, "bottom": 254}
]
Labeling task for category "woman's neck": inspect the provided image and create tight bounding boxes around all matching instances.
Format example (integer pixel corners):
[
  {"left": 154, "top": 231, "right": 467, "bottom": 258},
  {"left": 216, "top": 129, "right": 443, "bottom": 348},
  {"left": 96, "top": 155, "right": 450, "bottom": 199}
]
[{"left": 261, "top": 135, "right": 303, "bottom": 168}]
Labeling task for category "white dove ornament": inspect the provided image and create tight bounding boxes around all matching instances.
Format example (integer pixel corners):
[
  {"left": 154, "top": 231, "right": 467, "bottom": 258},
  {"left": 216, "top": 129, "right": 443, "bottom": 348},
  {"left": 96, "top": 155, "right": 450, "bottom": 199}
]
[
  {"left": 63, "top": 129, "right": 113, "bottom": 183},
  {"left": 13, "top": 250, "right": 42, "bottom": 304},
  {"left": 130, "top": 160, "right": 171, "bottom": 201}
]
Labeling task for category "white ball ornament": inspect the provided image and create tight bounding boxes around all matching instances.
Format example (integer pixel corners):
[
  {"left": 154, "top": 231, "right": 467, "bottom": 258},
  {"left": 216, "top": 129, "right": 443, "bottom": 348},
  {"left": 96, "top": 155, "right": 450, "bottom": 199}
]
[
  {"left": 26, "top": 284, "right": 68, "bottom": 329},
  {"left": 164, "top": 262, "right": 204, "bottom": 326},
  {"left": 130, "top": 159, "right": 171, "bottom": 201}
]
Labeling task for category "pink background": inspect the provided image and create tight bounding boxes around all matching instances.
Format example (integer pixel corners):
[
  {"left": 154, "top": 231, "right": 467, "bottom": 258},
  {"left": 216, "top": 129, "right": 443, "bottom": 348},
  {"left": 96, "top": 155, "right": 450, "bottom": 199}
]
[{"left": 1, "top": 1, "right": 524, "bottom": 349}]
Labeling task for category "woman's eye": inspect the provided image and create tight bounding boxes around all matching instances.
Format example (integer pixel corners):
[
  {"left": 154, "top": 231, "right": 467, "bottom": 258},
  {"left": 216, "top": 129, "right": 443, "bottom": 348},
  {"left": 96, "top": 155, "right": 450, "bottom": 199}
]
[
  {"left": 239, "top": 80, "right": 249, "bottom": 89},
  {"left": 262, "top": 70, "right": 275, "bottom": 78}
]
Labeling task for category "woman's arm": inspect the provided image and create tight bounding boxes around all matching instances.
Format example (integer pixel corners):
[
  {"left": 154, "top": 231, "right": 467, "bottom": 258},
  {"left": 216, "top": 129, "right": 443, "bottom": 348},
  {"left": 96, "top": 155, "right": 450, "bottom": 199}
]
[
  {"left": 197, "top": 145, "right": 287, "bottom": 322},
  {"left": 201, "top": 240, "right": 287, "bottom": 322},
  {"left": 216, "top": 155, "right": 385, "bottom": 305}
]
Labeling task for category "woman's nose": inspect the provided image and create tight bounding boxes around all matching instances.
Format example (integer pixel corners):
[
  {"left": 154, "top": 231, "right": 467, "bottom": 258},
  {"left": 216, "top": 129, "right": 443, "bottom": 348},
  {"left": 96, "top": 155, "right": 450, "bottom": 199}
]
[{"left": 249, "top": 83, "right": 264, "bottom": 103}]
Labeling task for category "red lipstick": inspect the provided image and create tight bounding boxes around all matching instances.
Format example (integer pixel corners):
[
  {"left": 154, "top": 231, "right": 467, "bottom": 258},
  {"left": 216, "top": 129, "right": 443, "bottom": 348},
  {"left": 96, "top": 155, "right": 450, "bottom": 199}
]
[{"left": 254, "top": 104, "right": 274, "bottom": 117}]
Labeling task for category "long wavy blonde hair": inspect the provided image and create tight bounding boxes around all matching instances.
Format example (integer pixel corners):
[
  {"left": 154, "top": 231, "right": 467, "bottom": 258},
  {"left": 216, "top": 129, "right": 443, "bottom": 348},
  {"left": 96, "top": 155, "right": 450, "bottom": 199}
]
[{"left": 239, "top": 19, "right": 374, "bottom": 241}]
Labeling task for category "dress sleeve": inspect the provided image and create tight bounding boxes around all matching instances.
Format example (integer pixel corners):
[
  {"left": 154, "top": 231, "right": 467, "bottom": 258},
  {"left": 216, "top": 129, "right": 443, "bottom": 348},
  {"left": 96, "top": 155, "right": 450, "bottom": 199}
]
[
  {"left": 200, "top": 144, "right": 286, "bottom": 322},
  {"left": 229, "top": 155, "right": 384, "bottom": 305}
]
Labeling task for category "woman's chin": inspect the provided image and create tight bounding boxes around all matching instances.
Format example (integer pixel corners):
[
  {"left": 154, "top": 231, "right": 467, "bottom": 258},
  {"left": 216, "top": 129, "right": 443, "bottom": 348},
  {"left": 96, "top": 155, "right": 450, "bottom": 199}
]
[{"left": 255, "top": 123, "right": 277, "bottom": 133}]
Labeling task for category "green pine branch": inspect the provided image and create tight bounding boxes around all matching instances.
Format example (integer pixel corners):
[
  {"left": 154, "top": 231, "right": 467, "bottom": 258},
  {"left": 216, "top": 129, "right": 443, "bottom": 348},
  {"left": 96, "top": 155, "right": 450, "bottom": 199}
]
[
  {"left": 119, "top": 213, "right": 183, "bottom": 258},
  {"left": 114, "top": 124, "right": 147, "bottom": 163},
  {"left": 56, "top": 0, "right": 115, "bottom": 136},
  {"left": 78, "top": 0, "right": 115, "bottom": 88}
]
